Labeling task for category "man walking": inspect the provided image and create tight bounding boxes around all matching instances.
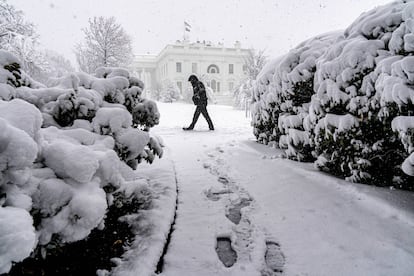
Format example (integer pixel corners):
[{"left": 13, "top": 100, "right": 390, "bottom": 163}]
[{"left": 183, "top": 75, "right": 215, "bottom": 131}]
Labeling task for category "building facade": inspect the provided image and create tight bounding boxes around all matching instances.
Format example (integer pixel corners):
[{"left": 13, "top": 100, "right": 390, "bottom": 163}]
[{"left": 134, "top": 40, "right": 250, "bottom": 99}]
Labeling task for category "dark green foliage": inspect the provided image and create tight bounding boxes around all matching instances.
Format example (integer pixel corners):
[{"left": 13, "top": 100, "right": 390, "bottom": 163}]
[
  {"left": 361, "top": 119, "right": 405, "bottom": 185},
  {"left": 287, "top": 77, "right": 316, "bottom": 161},
  {"left": 253, "top": 107, "right": 281, "bottom": 145},
  {"left": 131, "top": 100, "right": 160, "bottom": 131},
  {"left": 52, "top": 92, "right": 78, "bottom": 127},
  {"left": 4, "top": 62, "right": 22, "bottom": 88},
  {"left": 290, "top": 78, "right": 314, "bottom": 108},
  {"left": 124, "top": 88, "right": 142, "bottom": 113},
  {"left": 288, "top": 142, "right": 315, "bottom": 162},
  {"left": 52, "top": 91, "right": 97, "bottom": 127},
  {"left": 315, "top": 129, "right": 357, "bottom": 178}
]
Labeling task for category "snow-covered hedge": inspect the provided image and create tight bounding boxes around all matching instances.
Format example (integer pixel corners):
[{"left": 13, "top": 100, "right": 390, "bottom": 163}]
[
  {"left": 234, "top": 79, "right": 254, "bottom": 110},
  {"left": 159, "top": 80, "right": 181, "bottom": 103},
  {"left": 0, "top": 50, "right": 163, "bottom": 273},
  {"left": 252, "top": 0, "right": 414, "bottom": 189},
  {"left": 254, "top": 32, "right": 340, "bottom": 161}
]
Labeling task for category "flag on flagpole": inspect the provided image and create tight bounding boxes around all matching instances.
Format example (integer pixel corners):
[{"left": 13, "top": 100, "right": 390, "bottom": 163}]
[{"left": 184, "top": 21, "right": 191, "bottom": 32}]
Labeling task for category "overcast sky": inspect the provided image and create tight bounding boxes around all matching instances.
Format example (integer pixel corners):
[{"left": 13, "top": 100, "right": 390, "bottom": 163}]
[{"left": 10, "top": 0, "right": 391, "bottom": 65}]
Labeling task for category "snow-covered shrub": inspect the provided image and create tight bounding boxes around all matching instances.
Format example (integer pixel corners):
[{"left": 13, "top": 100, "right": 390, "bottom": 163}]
[
  {"left": 159, "top": 80, "right": 181, "bottom": 103},
  {"left": 14, "top": 63, "right": 161, "bottom": 166},
  {"left": 0, "top": 207, "right": 36, "bottom": 274},
  {"left": 180, "top": 85, "right": 193, "bottom": 103},
  {"left": 114, "top": 128, "right": 150, "bottom": 169},
  {"left": 234, "top": 79, "right": 254, "bottom": 110},
  {"left": 0, "top": 49, "right": 23, "bottom": 88},
  {"left": 402, "top": 152, "right": 414, "bottom": 176},
  {"left": 0, "top": 50, "right": 163, "bottom": 273},
  {"left": 235, "top": 49, "right": 267, "bottom": 111},
  {"left": 0, "top": 83, "right": 15, "bottom": 100},
  {"left": 92, "top": 107, "right": 132, "bottom": 135},
  {"left": 392, "top": 116, "right": 414, "bottom": 176},
  {"left": 311, "top": 35, "right": 385, "bottom": 182},
  {"left": 311, "top": 1, "right": 414, "bottom": 188},
  {"left": 276, "top": 32, "right": 339, "bottom": 161},
  {"left": 132, "top": 99, "right": 160, "bottom": 130},
  {"left": 252, "top": 32, "right": 339, "bottom": 157},
  {"left": 0, "top": 99, "right": 41, "bottom": 273},
  {"left": 95, "top": 66, "right": 130, "bottom": 79},
  {"left": 251, "top": 57, "right": 283, "bottom": 146},
  {"left": 92, "top": 76, "right": 129, "bottom": 104},
  {"left": 252, "top": 0, "right": 414, "bottom": 189},
  {"left": 128, "top": 76, "right": 145, "bottom": 90},
  {"left": 124, "top": 86, "right": 143, "bottom": 112},
  {"left": 205, "top": 85, "right": 216, "bottom": 104}
]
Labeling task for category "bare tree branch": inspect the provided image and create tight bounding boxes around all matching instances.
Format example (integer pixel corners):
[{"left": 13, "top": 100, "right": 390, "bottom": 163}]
[{"left": 75, "top": 16, "right": 134, "bottom": 73}]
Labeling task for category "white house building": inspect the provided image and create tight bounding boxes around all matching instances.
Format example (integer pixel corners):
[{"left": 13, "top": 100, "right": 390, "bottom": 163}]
[{"left": 134, "top": 39, "right": 250, "bottom": 104}]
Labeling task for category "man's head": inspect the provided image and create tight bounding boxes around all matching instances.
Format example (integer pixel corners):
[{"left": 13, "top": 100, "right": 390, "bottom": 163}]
[{"left": 188, "top": 75, "right": 198, "bottom": 84}]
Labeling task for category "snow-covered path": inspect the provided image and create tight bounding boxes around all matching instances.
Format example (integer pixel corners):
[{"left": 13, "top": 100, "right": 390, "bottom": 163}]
[{"left": 151, "top": 102, "right": 414, "bottom": 276}]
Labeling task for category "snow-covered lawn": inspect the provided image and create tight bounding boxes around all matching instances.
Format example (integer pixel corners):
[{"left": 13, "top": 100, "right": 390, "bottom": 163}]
[{"left": 144, "top": 102, "right": 414, "bottom": 276}]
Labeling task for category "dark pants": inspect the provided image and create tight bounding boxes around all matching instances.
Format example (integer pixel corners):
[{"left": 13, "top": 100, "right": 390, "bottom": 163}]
[{"left": 189, "top": 105, "right": 214, "bottom": 129}]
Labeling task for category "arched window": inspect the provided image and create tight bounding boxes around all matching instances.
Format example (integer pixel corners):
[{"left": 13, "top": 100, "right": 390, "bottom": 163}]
[{"left": 207, "top": 64, "right": 220, "bottom": 74}]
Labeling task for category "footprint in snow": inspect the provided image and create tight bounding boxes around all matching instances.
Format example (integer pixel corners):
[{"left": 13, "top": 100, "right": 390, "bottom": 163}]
[
  {"left": 264, "top": 241, "right": 285, "bottom": 274},
  {"left": 216, "top": 147, "right": 224, "bottom": 153},
  {"left": 216, "top": 237, "right": 237, "bottom": 267},
  {"left": 218, "top": 176, "right": 230, "bottom": 184},
  {"left": 205, "top": 188, "right": 232, "bottom": 201},
  {"left": 226, "top": 198, "right": 251, "bottom": 225}
]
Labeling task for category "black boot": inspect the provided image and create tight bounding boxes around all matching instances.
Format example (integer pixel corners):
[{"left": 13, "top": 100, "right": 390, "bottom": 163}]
[{"left": 183, "top": 126, "right": 193, "bottom": 131}]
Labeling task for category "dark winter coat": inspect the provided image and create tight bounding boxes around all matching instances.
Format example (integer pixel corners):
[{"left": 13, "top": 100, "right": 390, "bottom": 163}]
[{"left": 191, "top": 81, "right": 208, "bottom": 106}]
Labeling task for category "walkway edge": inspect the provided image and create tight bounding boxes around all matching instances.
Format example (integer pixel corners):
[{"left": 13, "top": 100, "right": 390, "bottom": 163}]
[{"left": 111, "top": 150, "right": 178, "bottom": 276}]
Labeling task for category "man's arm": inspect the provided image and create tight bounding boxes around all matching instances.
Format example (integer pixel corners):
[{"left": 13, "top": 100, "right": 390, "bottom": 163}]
[{"left": 198, "top": 82, "right": 208, "bottom": 103}]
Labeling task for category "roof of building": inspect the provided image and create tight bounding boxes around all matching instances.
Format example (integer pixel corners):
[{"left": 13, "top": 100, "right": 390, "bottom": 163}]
[{"left": 135, "top": 40, "right": 250, "bottom": 65}]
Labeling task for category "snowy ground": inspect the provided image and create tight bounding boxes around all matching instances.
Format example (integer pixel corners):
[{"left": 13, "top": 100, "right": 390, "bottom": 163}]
[{"left": 137, "top": 102, "right": 414, "bottom": 276}]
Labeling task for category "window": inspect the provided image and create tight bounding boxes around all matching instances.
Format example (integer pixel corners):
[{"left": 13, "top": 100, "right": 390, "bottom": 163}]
[
  {"left": 192, "top": 63, "right": 197, "bottom": 73},
  {"left": 229, "top": 64, "right": 234, "bottom": 74},
  {"left": 229, "top": 82, "right": 234, "bottom": 91},
  {"left": 176, "top": 62, "right": 182, "bottom": 73},
  {"left": 210, "top": 80, "right": 221, "bottom": 92},
  {"left": 207, "top": 64, "right": 220, "bottom": 74},
  {"left": 211, "top": 80, "right": 216, "bottom": 92},
  {"left": 177, "top": 81, "right": 182, "bottom": 93},
  {"left": 242, "top": 64, "right": 247, "bottom": 73}
]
